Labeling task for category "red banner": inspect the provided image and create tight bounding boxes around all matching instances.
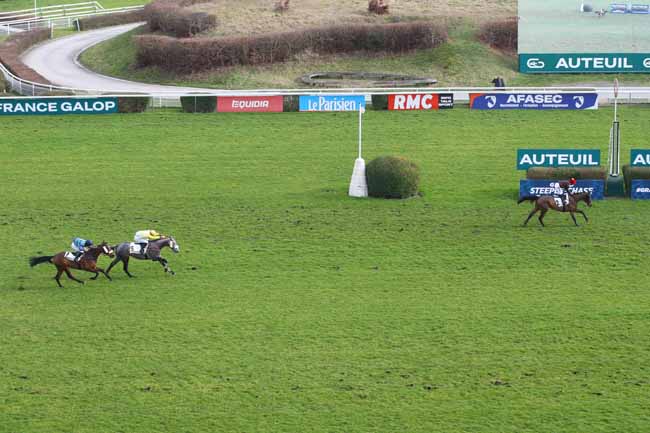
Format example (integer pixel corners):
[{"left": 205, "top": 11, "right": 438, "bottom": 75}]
[
  {"left": 388, "top": 94, "right": 455, "bottom": 111},
  {"left": 217, "top": 96, "right": 283, "bottom": 113}
]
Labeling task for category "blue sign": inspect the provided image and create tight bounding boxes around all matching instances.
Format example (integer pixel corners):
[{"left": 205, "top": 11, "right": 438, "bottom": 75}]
[
  {"left": 631, "top": 180, "right": 650, "bottom": 199},
  {"left": 0, "top": 97, "right": 118, "bottom": 115},
  {"left": 470, "top": 93, "right": 598, "bottom": 110},
  {"left": 517, "top": 149, "right": 601, "bottom": 170},
  {"left": 299, "top": 95, "right": 366, "bottom": 112},
  {"left": 631, "top": 150, "right": 650, "bottom": 166},
  {"left": 519, "top": 179, "right": 605, "bottom": 200}
]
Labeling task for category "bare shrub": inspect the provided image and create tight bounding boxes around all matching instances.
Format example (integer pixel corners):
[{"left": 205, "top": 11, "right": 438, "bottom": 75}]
[
  {"left": 136, "top": 22, "right": 447, "bottom": 73},
  {"left": 368, "top": 0, "right": 389, "bottom": 15},
  {"left": 478, "top": 18, "right": 517, "bottom": 51},
  {"left": 274, "top": 0, "right": 289, "bottom": 13}
]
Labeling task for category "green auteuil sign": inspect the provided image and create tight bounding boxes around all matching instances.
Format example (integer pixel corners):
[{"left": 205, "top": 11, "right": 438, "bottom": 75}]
[
  {"left": 520, "top": 53, "right": 650, "bottom": 73},
  {"left": 0, "top": 97, "right": 119, "bottom": 115}
]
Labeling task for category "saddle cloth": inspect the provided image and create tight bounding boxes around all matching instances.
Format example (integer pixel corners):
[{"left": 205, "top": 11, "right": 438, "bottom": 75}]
[
  {"left": 129, "top": 242, "right": 147, "bottom": 255},
  {"left": 64, "top": 251, "right": 77, "bottom": 262},
  {"left": 554, "top": 198, "right": 566, "bottom": 208}
]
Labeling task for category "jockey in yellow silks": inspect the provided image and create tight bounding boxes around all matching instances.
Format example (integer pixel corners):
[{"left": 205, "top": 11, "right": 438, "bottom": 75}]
[{"left": 133, "top": 230, "right": 164, "bottom": 254}]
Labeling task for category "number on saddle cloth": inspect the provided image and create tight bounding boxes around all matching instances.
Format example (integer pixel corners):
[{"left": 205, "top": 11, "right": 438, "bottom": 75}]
[
  {"left": 553, "top": 197, "right": 564, "bottom": 208},
  {"left": 64, "top": 251, "right": 77, "bottom": 262},
  {"left": 129, "top": 242, "right": 147, "bottom": 255}
]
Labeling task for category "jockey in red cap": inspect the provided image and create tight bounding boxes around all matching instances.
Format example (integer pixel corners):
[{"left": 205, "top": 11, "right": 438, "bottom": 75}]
[{"left": 553, "top": 178, "right": 576, "bottom": 211}]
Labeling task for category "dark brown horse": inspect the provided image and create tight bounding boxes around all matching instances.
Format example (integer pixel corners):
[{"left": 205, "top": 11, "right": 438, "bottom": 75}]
[
  {"left": 518, "top": 191, "right": 592, "bottom": 227},
  {"left": 29, "top": 242, "right": 115, "bottom": 287}
]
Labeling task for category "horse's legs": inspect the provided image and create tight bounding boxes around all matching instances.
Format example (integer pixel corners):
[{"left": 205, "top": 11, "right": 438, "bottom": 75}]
[
  {"left": 523, "top": 206, "right": 539, "bottom": 226},
  {"left": 106, "top": 255, "right": 123, "bottom": 276},
  {"left": 123, "top": 257, "right": 135, "bottom": 278},
  {"left": 64, "top": 268, "right": 85, "bottom": 285},
  {"left": 570, "top": 212, "right": 579, "bottom": 226},
  {"left": 55, "top": 268, "right": 64, "bottom": 288},
  {"left": 94, "top": 267, "right": 112, "bottom": 281},
  {"left": 538, "top": 208, "right": 548, "bottom": 227},
  {"left": 156, "top": 257, "right": 175, "bottom": 276},
  {"left": 91, "top": 271, "right": 100, "bottom": 280},
  {"left": 577, "top": 210, "right": 589, "bottom": 223}
]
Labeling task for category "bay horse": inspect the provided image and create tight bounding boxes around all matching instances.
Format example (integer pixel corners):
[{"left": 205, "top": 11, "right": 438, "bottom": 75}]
[
  {"left": 106, "top": 236, "right": 180, "bottom": 278},
  {"left": 518, "top": 191, "right": 592, "bottom": 227},
  {"left": 29, "top": 242, "right": 115, "bottom": 287}
]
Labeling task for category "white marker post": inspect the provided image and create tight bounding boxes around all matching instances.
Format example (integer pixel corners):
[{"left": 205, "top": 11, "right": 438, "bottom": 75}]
[{"left": 348, "top": 104, "right": 368, "bottom": 198}]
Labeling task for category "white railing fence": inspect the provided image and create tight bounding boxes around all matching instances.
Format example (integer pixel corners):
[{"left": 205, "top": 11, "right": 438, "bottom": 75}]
[{"left": 0, "top": 1, "right": 143, "bottom": 34}]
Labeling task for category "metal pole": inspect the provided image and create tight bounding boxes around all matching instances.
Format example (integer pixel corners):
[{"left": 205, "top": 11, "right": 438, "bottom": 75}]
[{"left": 358, "top": 106, "right": 363, "bottom": 159}]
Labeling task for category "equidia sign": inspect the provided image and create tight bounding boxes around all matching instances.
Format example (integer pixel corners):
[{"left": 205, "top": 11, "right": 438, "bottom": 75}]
[
  {"left": 388, "top": 93, "right": 454, "bottom": 110},
  {"left": 519, "top": 180, "right": 605, "bottom": 200},
  {"left": 517, "top": 149, "right": 601, "bottom": 170},
  {"left": 631, "top": 149, "right": 650, "bottom": 166},
  {"left": 217, "top": 96, "right": 283, "bottom": 113},
  {"left": 631, "top": 180, "right": 650, "bottom": 199},
  {"left": 470, "top": 93, "right": 598, "bottom": 110},
  {"left": 299, "top": 95, "right": 366, "bottom": 112},
  {"left": 0, "top": 97, "right": 118, "bottom": 115}
]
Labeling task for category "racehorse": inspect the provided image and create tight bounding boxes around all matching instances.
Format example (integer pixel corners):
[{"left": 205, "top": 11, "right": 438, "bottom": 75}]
[
  {"left": 518, "top": 191, "right": 592, "bottom": 227},
  {"left": 106, "top": 236, "right": 180, "bottom": 278},
  {"left": 29, "top": 242, "right": 115, "bottom": 287}
]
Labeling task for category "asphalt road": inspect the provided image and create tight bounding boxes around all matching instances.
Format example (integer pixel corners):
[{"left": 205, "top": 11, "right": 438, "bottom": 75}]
[{"left": 21, "top": 23, "right": 213, "bottom": 94}]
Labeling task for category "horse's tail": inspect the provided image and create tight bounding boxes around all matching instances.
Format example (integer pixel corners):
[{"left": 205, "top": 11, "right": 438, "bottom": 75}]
[
  {"left": 517, "top": 195, "right": 539, "bottom": 204},
  {"left": 29, "top": 255, "right": 53, "bottom": 267}
]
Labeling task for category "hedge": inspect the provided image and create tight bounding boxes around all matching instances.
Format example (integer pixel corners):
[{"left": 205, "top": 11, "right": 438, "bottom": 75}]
[
  {"left": 282, "top": 95, "right": 299, "bottom": 112},
  {"left": 366, "top": 156, "right": 420, "bottom": 199},
  {"left": 118, "top": 96, "right": 150, "bottom": 113},
  {"left": 0, "top": 29, "right": 52, "bottom": 85},
  {"left": 144, "top": 0, "right": 216, "bottom": 38},
  {"left": 77, "top": 10, "right": 146, "bottom": 31},
  {"left": 136, "top": 21, "right": 447, "bottom": 73},
  {"left": 180, "top": 95, "right": 216, "bottom": 112},
  {"left": 526, "top": 167, "right": 607, "bottom": 180},
  {"left": 371, "top": 94, "right": 389, "bottom": 110},
  {"left": 622, "top": 165, "right": 650, "bottom": 196},
  {"left": 478, "top": 18, "right": 517, "bottom": 51}
]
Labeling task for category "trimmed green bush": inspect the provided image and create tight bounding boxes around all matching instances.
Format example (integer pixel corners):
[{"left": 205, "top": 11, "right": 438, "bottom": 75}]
[
  {"left": 371, "top": 94, "right": 388, "bottom": 110},
  {"left": 118, "top": 96, "right": 150, "bottom": 113},
  {"left": 366, "top": 156, "right": 420, "bottom": 199},
  {"left": 180, "top": 95, "right": 216, "bottom": 113},
  {"left": 526, "top": 167, "right": 607, "bottom": 180},
  {"left": 622, "top": 165, "right": 650, "bottom": 196},
  {"left": 282, "top": 95, "right": 299, "bottom": 112}
]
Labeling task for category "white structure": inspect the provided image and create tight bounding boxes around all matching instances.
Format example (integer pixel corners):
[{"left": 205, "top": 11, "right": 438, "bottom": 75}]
[{"left": 349, "top": 107, "right": 368, "bottom": 198}]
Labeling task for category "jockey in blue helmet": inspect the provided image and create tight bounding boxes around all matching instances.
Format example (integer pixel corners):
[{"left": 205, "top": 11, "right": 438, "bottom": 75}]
[{"left": 71, "top": 237, "right": 93, "bottom": 261}]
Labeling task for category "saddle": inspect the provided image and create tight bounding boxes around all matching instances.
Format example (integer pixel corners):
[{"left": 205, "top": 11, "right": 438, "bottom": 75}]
[
  {"left": 129, "top": 242, "right": 148, "bottom": 256},
  {"left": 64, "top": 251, "right": 82, "bottom": 262}
]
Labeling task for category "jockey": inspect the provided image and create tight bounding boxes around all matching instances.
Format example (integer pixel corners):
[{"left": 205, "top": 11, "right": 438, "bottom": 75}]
[
  {"left": 71, "top": 237, "right": 93, "bottom": 261},
  {"left": 554, "top": 178, "right": 576, "bottom": 211},
  {"left": 133, "top": 229, "right": 163, "bottom": 254}
]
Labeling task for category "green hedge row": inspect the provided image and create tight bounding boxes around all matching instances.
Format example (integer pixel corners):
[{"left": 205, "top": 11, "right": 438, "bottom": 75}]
[
  {"left": 526, "top": 167, "right": 607, "bottom": 180},
  {"left": 136, "top": 21, "right": 447, "bottom": 73},
  {"left": 622, "top": 165, "right": 650, "bottom": 196},
  {"left": 118, "top": 96, "right": 150, "bottom": 113},
  {"left": 180, "top": 95, "right": 216, "bottom": 112}
]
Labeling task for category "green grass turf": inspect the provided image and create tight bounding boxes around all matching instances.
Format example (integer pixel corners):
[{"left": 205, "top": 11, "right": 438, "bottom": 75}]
[
  {"left": 0, "top": 0, "right": 145, "bottom": 13},
  {"left": 1, "top": 107, "right": 650, "bottom": 432},
  {"left": 78, "top": 22, "right": 650, "bottom": 90}
]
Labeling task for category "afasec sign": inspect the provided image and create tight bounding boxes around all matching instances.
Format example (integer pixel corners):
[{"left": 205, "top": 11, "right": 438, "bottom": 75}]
[
  {"left": 631, "top": 180, "right": 650, "bottom": 200},
  {"left": 470, "top": 93, "right": 598, "bottom": 110},
  {"left": 0, "top": 97, "right": 118, "bottom": 115},
  {"left": 519, "top": 180, "right": 605, "bottom": 200},
  {"left": 299, "top": 95, "right": 365, "bottom": 112},
  {"left": 517, "top": 149, "right": 600, "bottom": 170},
  {"left": 388, "top": 93, "right": 453, "bottom": 110},
  {"left": 631, "top": 150, "right": 650, "bottom": 166},
  {"left": 217, "top": 96, "right": 283, "bottom": 113},
  {"left": 520, "top": 53, "right": 650, "bottom": 73}
]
